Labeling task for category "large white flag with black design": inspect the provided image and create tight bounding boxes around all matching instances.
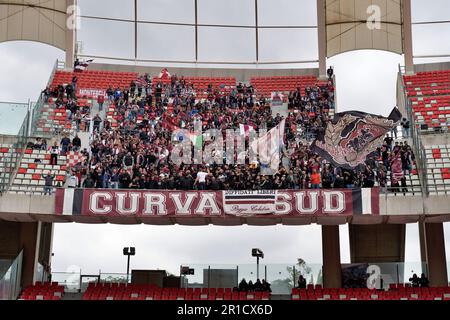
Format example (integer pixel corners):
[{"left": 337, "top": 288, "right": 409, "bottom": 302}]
[{"left": 250, "top": 119, "right": 285, "bottom": 173}]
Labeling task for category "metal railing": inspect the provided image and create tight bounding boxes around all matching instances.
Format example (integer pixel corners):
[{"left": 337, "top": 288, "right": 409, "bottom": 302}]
[
  {"left": 29, "top": 59, "right": 64, "bottom": 139},
  {"left": 398, "top": 65, "right": 429, "bottom": 197},
  {"left": 49, "top": 261, "right": 430, "bottom": 294}
]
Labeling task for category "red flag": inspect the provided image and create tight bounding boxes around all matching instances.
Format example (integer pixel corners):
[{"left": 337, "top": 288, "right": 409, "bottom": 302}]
[{"left": 158, "top": 68, "right": 171, "bottom": 79}]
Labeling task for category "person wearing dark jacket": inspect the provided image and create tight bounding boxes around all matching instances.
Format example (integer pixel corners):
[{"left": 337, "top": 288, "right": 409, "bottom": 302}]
[
  {"left": 333, "top": 174, "right": 345, "bottom": 188},
  {"left": 208, "top": 177, "right": 221, "bottom": 190},
  {"left": 42, "top": 173, "right": 55, "bottom": 195},
  {"left": 420, "top": 274, "right": 429, "bottom": 288},
  {"left": 72, "top": 135, "right": 81, "bottom": 151},
  {"left": 254, "top": 279, "right": 263, "bottom": 291},
  {"left": 327, "top": 66, "right": 334, "bottom": 80},
  {"left": 409, "top": 274, "right": 420, "bottom": 287},
  {"left": 82, "top": 176, "right": 95, "bottom": 188},
  {"left": 119, "top": 170, "right": 131, "bottom": 189},
  {"left": 238, "top": 279, "right": 248, "bottom": 292},
  {"left": 177, "top": 172, "right": 194, "bottom": 190},
  {"left": 297, "top": 275, "right": 307, "bottom": 289}
]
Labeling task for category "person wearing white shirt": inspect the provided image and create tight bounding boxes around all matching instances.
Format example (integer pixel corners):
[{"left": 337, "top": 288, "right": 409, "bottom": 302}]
[
  {"left": 195, "top": 168, "right": 209, "bottom": 190},
  {"left": 66, "top": 174, "right": 78, "bottom": 188}
]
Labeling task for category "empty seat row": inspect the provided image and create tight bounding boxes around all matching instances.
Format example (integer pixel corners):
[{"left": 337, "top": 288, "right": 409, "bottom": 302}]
[
  {"left": 291, "top": 286, "right": 450, "bottom": 300},
  {"left": 404, "top": 70, "right": 450, "bottom": 132},
  {"left": 424, "top": 144, "right": 450, "bottom": 194},
  {"left": 82, "top": 283, "right": 269, "bottom": 301},
  {"left": 19, "top": 282, "right": 64, "bottom": 300}
]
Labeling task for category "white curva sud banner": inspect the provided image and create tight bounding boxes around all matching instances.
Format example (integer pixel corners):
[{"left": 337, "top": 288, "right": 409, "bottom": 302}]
[
  {"left": 223, "top": 190, "right": 277, "bottom": 216},
  {"left": 55, "top": 188, "right": 380, "bottom": 219}
]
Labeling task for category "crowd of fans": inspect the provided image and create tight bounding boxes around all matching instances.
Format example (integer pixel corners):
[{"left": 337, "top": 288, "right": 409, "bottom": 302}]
[
  {"left": 237, "top": 278, "right": 272, "bottom": 292},
  {"left": 409, "top": 273, "right": 429, "bottom": 288},
  {"left": 41, "top": 75, "right": 92, "bottom": 133},
  {"left": 39, "top": 69, "right": 415, "bottom": 193}
]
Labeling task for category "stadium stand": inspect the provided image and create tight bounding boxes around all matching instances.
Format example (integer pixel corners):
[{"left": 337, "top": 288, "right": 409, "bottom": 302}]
[
  {"left": 251, "top": 75, "right": 323, "bottom": 96},
  {"left": 51, "top": 70, "right": 139, "bottom": 97},
  {"left": 403, "top": 70, "right": 450, "bottom": 132},
  {"left": 424, "top": 144, "right": 450, "bottom": 195},
  {"left": 152, "top": 76, "right": 236, "bottom": 100},
  {"left": 34, "top": 70, "right": 140, "bottom": 135},
  {"left": 6, "top": 69, "right": 421, "bottom": 195},
  {"left": 9, "top": 147, "right": 67, "bottom": 195}
]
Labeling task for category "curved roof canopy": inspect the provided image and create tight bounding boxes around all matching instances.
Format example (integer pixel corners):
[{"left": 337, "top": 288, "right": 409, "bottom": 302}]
[
  {"left": 326, "top": 0, "right": 403, "bottom": 57},
  {"left": 0, "top": 0, "right": 67, "bottom": 50}
]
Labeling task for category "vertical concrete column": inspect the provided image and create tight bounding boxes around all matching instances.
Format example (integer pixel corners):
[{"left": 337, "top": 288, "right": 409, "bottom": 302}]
[
  {"left": 317, "top": 0, "right": 327, "bottom": 79},
  {"left": 419, "top": 222, "right": 448, "bottom": 287},
  {"left": 418, "top": 221, "right": 427, "bottom": 264},
  {"left": 322, "top": 225, "right": 342, "bottom": 288},
  {"left": 402, "top": 0, "right": 414, "bottom": 74},
  {"left": 19, "top": 222, "right": 41, "bottom": 287},
  {"left": 65, "top": 0, "right": 76, "bottom": 69}
]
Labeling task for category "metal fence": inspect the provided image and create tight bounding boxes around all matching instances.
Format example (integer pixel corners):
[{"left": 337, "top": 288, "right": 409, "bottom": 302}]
[{"left": 399, "top": 65, "right": 429, "bottom": 197}]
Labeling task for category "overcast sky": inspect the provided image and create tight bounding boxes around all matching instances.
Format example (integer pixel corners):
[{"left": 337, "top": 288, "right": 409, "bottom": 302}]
[{"left": 0, "top": 0, "right": 449, "bottom": 279}]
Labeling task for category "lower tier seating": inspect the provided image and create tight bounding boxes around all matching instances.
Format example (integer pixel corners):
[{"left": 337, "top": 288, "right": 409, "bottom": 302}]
[
  {"left": 19, "top": 282, "right": 64, "bottom": 300},
  {"left": 291, "top": 286, "right": 450, "bottom": 300},
  {"left": 83, "top": 283, "right": 270, "bottom": 301}
]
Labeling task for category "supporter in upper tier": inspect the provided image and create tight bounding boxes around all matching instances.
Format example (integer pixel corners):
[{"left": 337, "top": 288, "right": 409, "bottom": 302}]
[
  {"left": 49, "top": 142, "right": 59, "bottom": 166},
  {"left": 72, "top": 134, "right": 81, "bottom": 152}
]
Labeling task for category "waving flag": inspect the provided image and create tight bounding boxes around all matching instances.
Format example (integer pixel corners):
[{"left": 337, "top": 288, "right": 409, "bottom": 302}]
[
  {"left": 311, "top": 108, "right": 402, "bottom": 169},
  {"left": 66, "top": 151, "right": 86, "bottom": 167},
  {"left": 250, "top": 119, "right": 285, "bottom": 172},
  {"left": 391, "top": 153, "right": 404, "bottom": 185},
  {"left": 158, "top": 68, "right": 171, "bottom": 79},
  {"left": 136, "top": 77, "right": 148, "bottom": 88},
  {"left": 239, "top": 124, "right": 255, "bottom": 137},
  {"left": 74, "top": 59, "right": 93, "bottom": 72},
  {"left": 271, "top": 92, "right": 284, "bottom": 107}
]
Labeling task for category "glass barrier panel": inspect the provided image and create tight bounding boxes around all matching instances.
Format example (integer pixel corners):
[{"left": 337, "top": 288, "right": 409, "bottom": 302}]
[
  {"left": 99, "top": 273, "right": 128, "bottom": 284},
  {"left": 0, "top": 102, "right": 28, "bottom": 136},
  {"left": 34, "top": 263, "right": 44, "bottom": 284},
  {"left": 80, "top": 276, "right": 100, "bottom": 292},
  {"left": 0, "top": 252, "right": 22, "bottom": 300},
  {"left": 51, "top": 271, "right": 81, "bottom": 291},
  {"left": 342, "top": 262, "right": 428, "bottom": 290},
  {"left": 264, "top": 264, "right": 294, "bottom": 294},
  {"left": 180, "top": 263, "right": 323, "bottom": 294},
  {"left": 181, "top": 264, "right": 213, "bottom": 288}
]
